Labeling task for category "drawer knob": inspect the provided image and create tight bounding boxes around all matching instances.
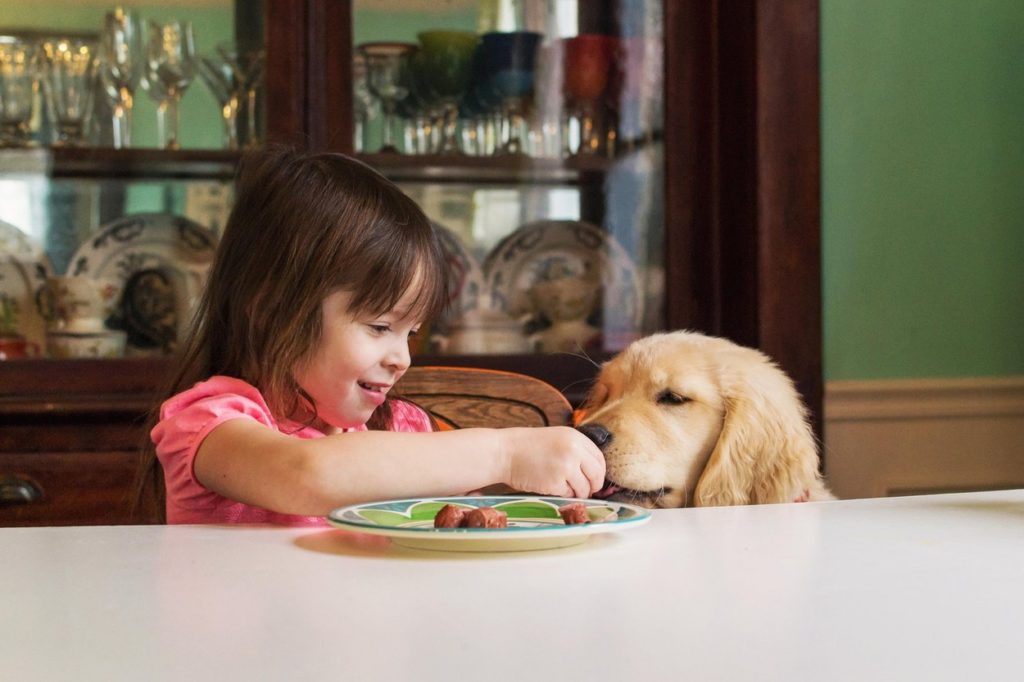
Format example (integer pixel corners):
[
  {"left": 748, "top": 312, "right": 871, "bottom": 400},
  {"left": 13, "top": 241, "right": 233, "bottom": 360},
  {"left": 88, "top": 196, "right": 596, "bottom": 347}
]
[{"left": 0, "top": 476, "right": 43, "bottom": 506}]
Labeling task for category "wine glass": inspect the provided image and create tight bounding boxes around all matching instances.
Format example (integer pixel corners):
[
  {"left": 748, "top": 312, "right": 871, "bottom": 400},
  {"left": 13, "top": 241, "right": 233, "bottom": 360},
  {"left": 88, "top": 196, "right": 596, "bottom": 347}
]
[
  {"left": 351, "top": 51, "right": 378, "bottom": 152},
  {"left": 416, "top": 30, "right": 479, "bottom": 155},
  {"left": 357, "top": 42, "right": 416, "bottom": 154},
  {"left": 142, "top": 20, "right": 196, "bottom": 150},
  {"left": 98, "top": 7, "right": 142, "bottom": 149},
  {"left": 38, "top": 38, "right": 98, "bottom": 147},
  {"left": 479, "top": 31, "right": 541, "bottom": 156},
  {"left": 0, "top": 36, "right": 37, "bottom": 148},
  {"left": 397, "top": 50, "right": 440, "bottom": 155},
  {"left": 216, "top": 43, "right": 264, "bottom": 149},
  {"left": 562, "top": 34, "right": 614, "bottom": 156},
  {"left": 196, "top": 52, "right": 240, "bottom": 150}
]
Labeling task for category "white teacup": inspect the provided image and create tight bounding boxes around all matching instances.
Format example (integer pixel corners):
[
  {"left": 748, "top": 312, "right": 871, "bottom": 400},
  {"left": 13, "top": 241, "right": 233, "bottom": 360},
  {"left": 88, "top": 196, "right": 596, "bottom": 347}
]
[
  {"left": 40, "top": 276, "right": 122, "bottom": 334},
  {"left": 46, "top": 329, "right": 127, "bottom": 359}
]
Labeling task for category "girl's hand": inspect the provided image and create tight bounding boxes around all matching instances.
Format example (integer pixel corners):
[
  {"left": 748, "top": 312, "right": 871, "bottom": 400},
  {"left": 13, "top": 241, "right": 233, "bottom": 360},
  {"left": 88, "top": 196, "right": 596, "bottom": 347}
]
[{"left": 499, "top": 426, "right": 606, "bottom": 498}]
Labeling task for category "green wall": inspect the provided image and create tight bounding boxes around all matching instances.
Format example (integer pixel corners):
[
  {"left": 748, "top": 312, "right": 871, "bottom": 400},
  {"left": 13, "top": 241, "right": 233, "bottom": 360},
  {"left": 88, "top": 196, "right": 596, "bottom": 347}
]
[{"left": 821, "top": 0, "right": 1024, "bottom": 380}]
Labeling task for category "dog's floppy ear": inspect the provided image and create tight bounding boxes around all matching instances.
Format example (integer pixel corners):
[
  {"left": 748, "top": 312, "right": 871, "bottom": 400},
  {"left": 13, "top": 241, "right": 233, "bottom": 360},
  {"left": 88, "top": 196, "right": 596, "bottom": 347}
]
[{"left": 693, "top": 359, "right": 820, "bottom": 506}]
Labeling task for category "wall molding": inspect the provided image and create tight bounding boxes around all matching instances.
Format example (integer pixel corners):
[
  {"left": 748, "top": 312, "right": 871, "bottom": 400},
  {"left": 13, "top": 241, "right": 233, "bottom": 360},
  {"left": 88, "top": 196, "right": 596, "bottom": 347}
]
[
  {"left": 825, "top": 376, "right": 1024, "bottom": 421},
  {"left": 823, "top": 376, "right": 1024, "bottom": 499}
]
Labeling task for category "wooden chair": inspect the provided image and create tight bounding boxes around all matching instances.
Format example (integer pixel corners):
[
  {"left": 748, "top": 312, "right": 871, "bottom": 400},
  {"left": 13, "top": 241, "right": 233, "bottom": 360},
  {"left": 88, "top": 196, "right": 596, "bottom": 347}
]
[{"left": 394, "top": 366, "right": 573, "bottom": 429}]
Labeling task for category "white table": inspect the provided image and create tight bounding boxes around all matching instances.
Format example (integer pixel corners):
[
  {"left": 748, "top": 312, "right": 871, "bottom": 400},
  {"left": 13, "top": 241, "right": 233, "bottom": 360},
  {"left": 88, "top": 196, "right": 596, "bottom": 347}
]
[{"left": 3, "top": 490, "right": 1023, "bottom": 681}]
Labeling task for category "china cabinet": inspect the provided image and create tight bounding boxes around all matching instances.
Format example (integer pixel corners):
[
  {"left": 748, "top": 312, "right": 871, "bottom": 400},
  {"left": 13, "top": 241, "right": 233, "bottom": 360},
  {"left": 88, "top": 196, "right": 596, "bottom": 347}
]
[{"left": 0, "top": 0, "right": 820, "bottom": 526}]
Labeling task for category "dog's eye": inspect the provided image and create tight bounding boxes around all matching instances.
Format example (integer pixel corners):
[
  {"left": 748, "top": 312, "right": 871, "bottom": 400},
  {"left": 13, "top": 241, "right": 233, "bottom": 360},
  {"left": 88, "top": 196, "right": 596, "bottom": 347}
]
[{"left": 657, "top": 390, "right": 690, "bottom": 406}]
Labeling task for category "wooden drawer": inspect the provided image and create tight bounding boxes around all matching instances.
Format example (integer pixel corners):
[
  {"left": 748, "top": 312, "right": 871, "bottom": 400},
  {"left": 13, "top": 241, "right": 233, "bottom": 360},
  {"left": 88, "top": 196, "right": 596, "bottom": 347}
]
[{"left": 0, "top": 451, "right": 159, "bottom": 526}]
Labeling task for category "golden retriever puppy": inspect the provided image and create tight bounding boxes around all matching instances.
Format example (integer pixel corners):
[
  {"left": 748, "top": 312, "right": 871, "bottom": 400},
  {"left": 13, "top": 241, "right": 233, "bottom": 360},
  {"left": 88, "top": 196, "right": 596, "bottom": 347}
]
[{"left": 578, "top": 331, "right": 833, "bottom": 508}]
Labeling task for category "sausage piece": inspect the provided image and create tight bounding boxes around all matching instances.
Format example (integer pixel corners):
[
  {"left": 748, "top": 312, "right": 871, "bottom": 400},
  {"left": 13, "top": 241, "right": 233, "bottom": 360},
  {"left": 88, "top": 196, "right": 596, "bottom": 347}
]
[
  {"left": 433, "top": 504, "right": 470, "bottom": 528},
  {"left": 464, "top": 507, "right": 508, "bottom": 528},
  {"left": 559, "top": 502, "right": 590, "bottom": 525}
]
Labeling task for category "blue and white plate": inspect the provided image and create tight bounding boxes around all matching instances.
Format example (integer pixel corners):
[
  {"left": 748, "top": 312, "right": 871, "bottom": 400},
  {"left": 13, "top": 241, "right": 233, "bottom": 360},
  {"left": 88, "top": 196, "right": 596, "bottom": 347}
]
[
  {"left": 0, "top": 219, "right": 54, "bottom": 348},
  {"left": 66, "top": 213, "right": 217, "bottom": 354}
]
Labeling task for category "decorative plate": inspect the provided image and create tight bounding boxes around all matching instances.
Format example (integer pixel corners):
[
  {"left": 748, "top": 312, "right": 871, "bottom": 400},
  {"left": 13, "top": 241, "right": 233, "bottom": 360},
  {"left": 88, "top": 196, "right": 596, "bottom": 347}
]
[
  {"left": 432, "top": 221, "right": 485, "bottom": 321},
  {"left": 0, "top": 220, "right": 54, "bottom": 348},
  {"left": 66, "top": 213, "right": 217, "bottom": 355},
  {"left": 327, "top": 495, "right": 652, "bottom": 552},
  {"left": 482, "top": 220, "right": 642, "bottom": 335}
]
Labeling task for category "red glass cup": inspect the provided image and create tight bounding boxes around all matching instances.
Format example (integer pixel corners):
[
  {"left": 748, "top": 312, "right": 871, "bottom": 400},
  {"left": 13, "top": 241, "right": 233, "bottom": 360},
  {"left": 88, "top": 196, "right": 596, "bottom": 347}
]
[{"left": 562, "top": 34, "right": 615, "bottom": 156}]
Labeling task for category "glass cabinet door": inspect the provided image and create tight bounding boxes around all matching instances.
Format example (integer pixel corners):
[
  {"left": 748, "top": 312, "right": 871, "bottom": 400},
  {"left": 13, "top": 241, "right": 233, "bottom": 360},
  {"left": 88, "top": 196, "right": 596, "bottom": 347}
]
[
  {"left": 0, "top": 0, "right": 263, "bottom": 362},
  {"left": 336, "top": 0, "right": 665, "bottom": 400}
]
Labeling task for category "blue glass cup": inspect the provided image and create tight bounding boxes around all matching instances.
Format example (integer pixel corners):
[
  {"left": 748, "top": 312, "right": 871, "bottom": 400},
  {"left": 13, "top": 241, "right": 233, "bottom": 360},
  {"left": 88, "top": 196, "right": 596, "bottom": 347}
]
[{"left": 479, "top": 31, "right": 542, "bottom": 155}]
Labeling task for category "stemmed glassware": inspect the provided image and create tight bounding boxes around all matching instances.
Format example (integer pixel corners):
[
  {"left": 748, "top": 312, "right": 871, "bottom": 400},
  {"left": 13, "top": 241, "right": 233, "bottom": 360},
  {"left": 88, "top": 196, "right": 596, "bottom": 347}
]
[
  {"left": 216, "top": 43, "right": 264, "bottom": 149},
  {"left": 196, "top": 51, "right": 239, "bottom": 150},
  {"left": 98, "top": 7, "right": 143, "bottom": 149},
  {"left": 0, "top": 36, "right": 37, "bottom": 148},
  {"left": 358, "top": 42, "right": 415, "bottom": 154},
  {"left": 416, "top": 30, "right": 479, "bottom": 155},
  {"left": 480, "top": 31, "right": 541, "bottom": 156},
  {"left": 562, "top": 34, "right": 615, "bottom": 156},
  {"left": 142, "top": 20, "right": 196, "bottom": 150},
  {"left": 352, "top": 51, "right": 377, "bottom": 152},
  {"left": 38, "top": 38, "right": 98, "bottom": 147}
]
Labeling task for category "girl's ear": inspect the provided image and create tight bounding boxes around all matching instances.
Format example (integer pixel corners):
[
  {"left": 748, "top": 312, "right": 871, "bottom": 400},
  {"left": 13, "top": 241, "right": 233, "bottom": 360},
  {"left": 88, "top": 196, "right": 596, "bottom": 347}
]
[{"left": 694, "top": 362, "right": 819, "bottom": 507}]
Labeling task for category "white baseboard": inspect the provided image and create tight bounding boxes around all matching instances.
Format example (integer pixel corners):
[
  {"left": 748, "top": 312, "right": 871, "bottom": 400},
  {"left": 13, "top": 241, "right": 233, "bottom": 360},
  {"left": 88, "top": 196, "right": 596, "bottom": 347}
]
[{"left": 823, "top": 377, "right": 1024, "bottom": 499}]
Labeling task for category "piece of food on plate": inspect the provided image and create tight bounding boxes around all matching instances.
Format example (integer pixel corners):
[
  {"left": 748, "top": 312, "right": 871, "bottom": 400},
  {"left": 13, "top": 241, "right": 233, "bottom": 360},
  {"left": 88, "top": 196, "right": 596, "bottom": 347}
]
[
  {"left": 433, "top": 503, "right": 470, "bottom": 528},
  {"left": 558, "top": 502, "right": 590, "bottom": 525},
  {"left": 464, "top": 507, "right": 508, "bottom": 528}
]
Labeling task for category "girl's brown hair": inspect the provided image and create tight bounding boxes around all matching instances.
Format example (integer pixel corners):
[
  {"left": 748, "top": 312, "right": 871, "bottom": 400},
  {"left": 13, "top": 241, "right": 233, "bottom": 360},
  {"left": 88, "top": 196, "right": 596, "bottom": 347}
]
[{"left": 133, "top": 147, "right": 448, "bottom": 521}]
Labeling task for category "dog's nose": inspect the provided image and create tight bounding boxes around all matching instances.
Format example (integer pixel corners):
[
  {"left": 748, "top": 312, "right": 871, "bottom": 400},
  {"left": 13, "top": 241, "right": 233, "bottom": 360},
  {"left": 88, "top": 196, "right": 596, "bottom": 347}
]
[{"left": 577, "top": 423, "right": 612, "bottom": 448}]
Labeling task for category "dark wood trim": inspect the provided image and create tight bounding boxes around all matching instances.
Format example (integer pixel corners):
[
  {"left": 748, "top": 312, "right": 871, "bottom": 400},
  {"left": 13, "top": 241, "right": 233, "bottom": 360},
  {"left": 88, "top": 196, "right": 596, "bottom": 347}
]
[
  {"left": 752, "top": 0, "right": 823, "bottom": 438},
  {"left": 722, "top": 0, "right": 822, "bottom": 438},
  {"left": 664, "top": 0, "right": 720, "bottom": 333},
  {"left": 263, "top": 0, "right": 310, "bottom": 146},
  {"left": 310, "top": 0, "right": 353, "bottom": 152}
]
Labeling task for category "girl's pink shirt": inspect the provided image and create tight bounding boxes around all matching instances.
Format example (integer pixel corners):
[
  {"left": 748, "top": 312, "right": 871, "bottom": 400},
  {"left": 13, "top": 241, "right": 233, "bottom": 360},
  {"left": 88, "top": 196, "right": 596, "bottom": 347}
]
[{"left": 150, "top": 375, "right": 432, "bottom": 526}]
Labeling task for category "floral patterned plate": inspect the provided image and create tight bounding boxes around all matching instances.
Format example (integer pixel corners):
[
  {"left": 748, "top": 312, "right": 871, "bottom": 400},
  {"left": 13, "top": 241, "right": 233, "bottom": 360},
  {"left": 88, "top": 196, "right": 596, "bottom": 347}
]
[
  {"left": 327, "top": 495, "right": 652, "bottom": 552},
  {"left": 482, "top": 220, "right": 643, "bottom": 345},
  {"left": 0, "top": 219, "right": 54, "bottom": 349},
  {"left": 66, "top": 213, "right": 217, "bottom": 355}
]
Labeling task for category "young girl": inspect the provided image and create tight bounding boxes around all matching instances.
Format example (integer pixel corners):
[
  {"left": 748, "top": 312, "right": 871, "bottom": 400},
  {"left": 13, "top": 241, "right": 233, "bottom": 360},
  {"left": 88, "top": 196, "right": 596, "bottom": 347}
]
[{"left": 139, "top": 147, "right": 605, "bottom": 525}]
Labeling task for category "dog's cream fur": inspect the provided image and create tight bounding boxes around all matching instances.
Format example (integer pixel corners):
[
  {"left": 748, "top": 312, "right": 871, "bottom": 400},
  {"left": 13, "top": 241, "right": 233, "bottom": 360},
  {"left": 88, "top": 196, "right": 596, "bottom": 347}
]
[{"left": 579, "top": 331, "right": 833, "bottom": 508}]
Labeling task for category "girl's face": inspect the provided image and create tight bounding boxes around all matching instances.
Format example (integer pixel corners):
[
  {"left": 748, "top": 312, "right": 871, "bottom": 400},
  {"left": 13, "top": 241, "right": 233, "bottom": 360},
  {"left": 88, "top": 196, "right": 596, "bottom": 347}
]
[{"left": 293, "top": 286, "right": 422, "bottom": 432}]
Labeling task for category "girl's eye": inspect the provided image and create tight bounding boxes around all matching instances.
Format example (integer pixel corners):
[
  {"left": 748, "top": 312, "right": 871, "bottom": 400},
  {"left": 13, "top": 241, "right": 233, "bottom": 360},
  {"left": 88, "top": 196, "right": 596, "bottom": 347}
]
[{"left": 369, "top": 324, "right": 390, "bottom": 334}]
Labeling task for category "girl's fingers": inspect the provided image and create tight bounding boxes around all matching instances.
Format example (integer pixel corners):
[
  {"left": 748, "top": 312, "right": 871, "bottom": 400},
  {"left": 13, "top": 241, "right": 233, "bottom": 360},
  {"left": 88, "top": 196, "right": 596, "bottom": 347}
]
[{"left": 580, "top": 451, "right": 606, "bottom": 493}]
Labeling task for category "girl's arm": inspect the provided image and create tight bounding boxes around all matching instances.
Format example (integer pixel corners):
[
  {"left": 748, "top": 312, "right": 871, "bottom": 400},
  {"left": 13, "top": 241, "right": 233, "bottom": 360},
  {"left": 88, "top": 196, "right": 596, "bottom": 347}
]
[{"left": 194, "top": 420, "right": 605, "bottom": 516}]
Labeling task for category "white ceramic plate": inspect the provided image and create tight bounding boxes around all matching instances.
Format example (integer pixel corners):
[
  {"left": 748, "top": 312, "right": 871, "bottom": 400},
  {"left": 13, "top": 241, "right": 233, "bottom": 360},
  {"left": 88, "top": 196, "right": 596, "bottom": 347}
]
[
  {"left": 66, "top": 213, "right": 217, "bottom": 355},
  {"left": 0, "top": 220, "right": 54, "bottom": 349},
  {"left": 327, "top": 495, "right": 652, "bottom": 552},
  {"left": 482, "top": 220, "right": 642, "bottom": 333}
]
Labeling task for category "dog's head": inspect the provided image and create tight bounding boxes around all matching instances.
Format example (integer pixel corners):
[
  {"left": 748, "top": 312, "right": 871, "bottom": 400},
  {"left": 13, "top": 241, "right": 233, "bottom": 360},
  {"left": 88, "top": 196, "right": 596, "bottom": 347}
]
[{"left": 578, "top": 331, "right": 827, "bottom": 508}]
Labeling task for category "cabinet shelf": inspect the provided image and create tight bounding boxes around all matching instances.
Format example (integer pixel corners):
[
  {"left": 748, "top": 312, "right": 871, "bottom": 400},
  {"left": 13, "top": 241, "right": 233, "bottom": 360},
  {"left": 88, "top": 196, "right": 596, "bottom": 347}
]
[
  {"left": 359, "top": 152, "right": 611, "bottom": 186},
  {"left": 0, "top": 148, "right": 611, "bottom": 185},
  {"left": 0, "top": 148, "right": 241, "bottom": 181}
]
